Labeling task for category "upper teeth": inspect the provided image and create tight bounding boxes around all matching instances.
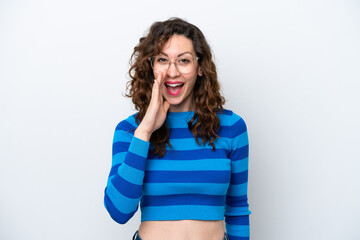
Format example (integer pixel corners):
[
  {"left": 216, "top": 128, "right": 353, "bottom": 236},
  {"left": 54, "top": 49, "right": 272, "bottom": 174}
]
[{"left": 166, "top": 83, "right": 183, "bottom": 87}]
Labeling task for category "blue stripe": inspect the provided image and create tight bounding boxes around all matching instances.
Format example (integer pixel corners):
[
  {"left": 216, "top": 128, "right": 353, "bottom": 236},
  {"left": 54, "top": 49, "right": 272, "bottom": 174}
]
[
  {"left": 167, "top": 122, "right": 244, "bottom": 139},
  {"left": 118, "top": 163, "right": 145, "bottom": 185},
  {"left": 141, "top": 194, "right": 226, "bottom": 207},
  {"left": 112, "top": 141, "right": 130, "bottom": 156},
  {"left": 226, "top": 236, "right": 249, "bottom": 240},
  {"left": 225, "top": 215, "right": 249, "bottom": 225},
  {"left": 227, "top": 183, "right": 248, "bottom": 196},
  {"left": 123, "top": 152, "right": 147, "bottom": 171},
  {"left": 125, "top": 114, "right": 139, "bottom": 127},
  {"left": 113, "top": 130, "right": 132, "bottom": 142},
  {"left": 229, "top": 145, "right": 249, "bottom": 160},
  {"left": 143, "top": 170, "right": 230, "bottom": 183},
  {"left": 226, "top": 223, "right": 250, "bottom": 237},
  {"left": 143, "top": 182, "right": 230, "bottom": 195},
  {"left": 128, "top": 137, "right": 150, "bottom": 158},
  {"left": 169, "top": 128, "right": 195, "bottom": 138},
  {"left": 109, "top": 163, "right": 121, "bottom": 178},
  {"left": 141, "top": 205, "right": 225, "bottom": 221},
  {"left": 232, "top": 158, "right": 249, "bottom": 173},
  {"left": 232, "top": 132, "right": 248, "bottom": 149},
  {"left": 115, "top": 120, "right": 136, "bottom": 132},
  {"left": 105, "top": 182, "right": 140, "bottom": 213},
  {"left": 104, "top": 193, "right": 137, "bottom": 224},
  {"left": 226, "top": 195, "right": 249, "bottom": 207},
  {"left": 225, "top": 206, "right": 251, "bottom": 216},
  {"left": 150, "top": 148, "right": 229, "bottom": 160},
  {"left": 146, "top": 159, "right": 230, "bottom": 171},
  {"left": 111, "top": 175, "right": 142, "bottom": 199},
  {"left": 230, "top": 118, "right": 247, "bottom": 137},
  {"left": 231, "top": 170, "right": 248, "bottom": 185},
  {"left": 111, "top": 152, "right": 126, "bottom": 166}
]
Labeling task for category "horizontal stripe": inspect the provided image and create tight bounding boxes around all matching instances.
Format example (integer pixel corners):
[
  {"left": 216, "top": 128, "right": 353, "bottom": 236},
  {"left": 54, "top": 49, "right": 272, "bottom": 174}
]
[
  {"left": 111, "top": 152, "right": 126, "bottom": 166},
  {"left": 150, "top": 148, "right": 229, "bottom": 160},
  {"left": 111, "top": 175, "right": 142, "bottom": 199},
  {"left": 143, "top": 182, "right": 230, "bottom": 195},
  {"left": 123, "top": 152, "right": 147, "bottom": 171},
  {"left": 229, "top": 145, "right": 249, "bottom": 161},
  {"left": 227, "top": 183, "right": 248, "bottom": 196},
  {"left": 124, "top": 114, "right": 139, "bottom": 128},
  {"left": 225, "top": 215, "right": 249, "bottom": 225},
  {"left": 128, "top": 137, "right": 150, "bottom": 158},
  {"left": 113, "top": 129, "right": 132, "bottom": 143},
  {"left": 146, "top": 159, "right": 231, "bottom": 171},
  {"left": 168, "top": 126, "right": 244, "bottom": 139},
  {"left": 231, "top": 158, "right": 249, "bottom": 173},
  {"left": 118, "top": 163, "right": 145, "bottom": 185},
  {"left": 168, "top": 137, "right": 230, "bottom": 150},
  {"left": 108, "top": 163, "right": 121, "bottom": 178},
  {"left": 231, "top": 132, "right": 248, "bottom": 150},
  {"left": 230, "top": 118, "right": 247, "bottom": 137},
  {"left": 141, "top": 194, "right": 226, "bottom": 207},
  {"left": 225, "top": 236, "right": 249, "bottom": 240},
  {"left": 225, "top": 206, "right": 251, "bottom": 216},
  {"left": 226, "top": 195, "right": 249, "bottom": 207},
  {"left": 143, "top": 170, "right": 230, "bottom": 183},
  {"left": 105, "top": 182, "right": 140, "bottom": 214},
  {"left": 141, "top": 205, "right": 225, "bottom": 221},
  {"left": 104, "top": 193, "right": 137, "bottom": 224},
  {"left": 115, "top": 120, "right": 136, "bottom": 132},
  {"left": 112, "top": 141, "right": 130, "bottom": 156},
  {"left": 226, "top": 223, "right": 250, "bottom": 237},
  {"left": 231, "top": 170, "right": 248, "bottom": 185}
]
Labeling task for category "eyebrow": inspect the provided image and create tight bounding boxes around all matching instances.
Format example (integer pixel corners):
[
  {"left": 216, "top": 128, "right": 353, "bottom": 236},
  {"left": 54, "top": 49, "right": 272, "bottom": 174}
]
[{"left": 159, "top": 51, "right": 194, "bottom": 57}]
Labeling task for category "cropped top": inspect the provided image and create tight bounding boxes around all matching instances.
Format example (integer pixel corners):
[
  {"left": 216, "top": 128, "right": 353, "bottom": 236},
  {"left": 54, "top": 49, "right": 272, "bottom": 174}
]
[{"left": 104, "top": 109, "right": 251, "bottom": 240}]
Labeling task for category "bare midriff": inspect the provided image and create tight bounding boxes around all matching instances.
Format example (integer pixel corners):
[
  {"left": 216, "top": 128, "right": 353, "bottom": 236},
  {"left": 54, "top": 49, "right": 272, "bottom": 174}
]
[{"left": 138, "top": 219, "right": 225, "bottom": 240}]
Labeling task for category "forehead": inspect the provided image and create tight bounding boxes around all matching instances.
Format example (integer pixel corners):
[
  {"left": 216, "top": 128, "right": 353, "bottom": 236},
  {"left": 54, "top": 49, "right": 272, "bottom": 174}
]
[{"left": 161, "top": 35, "right": 195, "bottom": 56}]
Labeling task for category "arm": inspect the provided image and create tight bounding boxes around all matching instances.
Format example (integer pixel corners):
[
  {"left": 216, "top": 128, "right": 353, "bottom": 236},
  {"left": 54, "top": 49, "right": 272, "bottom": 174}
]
[
  {"left": 104, "top": 70, "right": 170, "bottom": 224},
  {"left": 104, "top": 120, "right": 150, "bottom": 224},
  {"left": 224, "top": 113, "right": 252, "bottom": 240}
]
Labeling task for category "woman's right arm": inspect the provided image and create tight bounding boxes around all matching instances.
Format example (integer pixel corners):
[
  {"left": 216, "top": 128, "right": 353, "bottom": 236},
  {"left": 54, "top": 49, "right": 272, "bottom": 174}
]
[
  {"left": 104, "top": 121, "right": 150, "bottom": 224},
  {"left": 104, "top": 71, "right": 169, "bottom": 224}
]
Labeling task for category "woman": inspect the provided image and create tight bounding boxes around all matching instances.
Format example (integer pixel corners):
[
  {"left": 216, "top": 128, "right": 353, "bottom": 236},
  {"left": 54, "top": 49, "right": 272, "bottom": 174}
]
[{"left": 104, "top": 17, "right": 251, "bottom": 240}]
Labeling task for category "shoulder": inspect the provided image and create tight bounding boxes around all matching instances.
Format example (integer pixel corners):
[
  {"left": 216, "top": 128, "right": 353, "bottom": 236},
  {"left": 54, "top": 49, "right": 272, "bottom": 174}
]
[
  {"left": 114, "top": 113, "right": 139, "bottom": 133},
  {"left": 217, "top": 108, "right": 247, "bottom": 129}
]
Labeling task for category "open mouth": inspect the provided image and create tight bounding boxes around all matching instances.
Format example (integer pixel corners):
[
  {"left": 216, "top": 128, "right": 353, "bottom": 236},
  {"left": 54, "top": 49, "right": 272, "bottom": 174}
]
[{"left": 165, "top": 82, "right": 184, "bottom": 96}]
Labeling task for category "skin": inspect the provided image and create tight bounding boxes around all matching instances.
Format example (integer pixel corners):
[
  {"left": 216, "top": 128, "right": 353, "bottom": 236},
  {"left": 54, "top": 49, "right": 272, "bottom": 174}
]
[{"left": 134, "top": 35, "right": 225, "bottom": 240}]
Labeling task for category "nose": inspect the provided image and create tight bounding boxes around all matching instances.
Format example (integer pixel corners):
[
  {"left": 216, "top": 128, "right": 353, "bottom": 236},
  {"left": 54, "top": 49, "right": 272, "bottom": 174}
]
[{"left": 166, "top": 62, "right": 181, "bottom": 78}]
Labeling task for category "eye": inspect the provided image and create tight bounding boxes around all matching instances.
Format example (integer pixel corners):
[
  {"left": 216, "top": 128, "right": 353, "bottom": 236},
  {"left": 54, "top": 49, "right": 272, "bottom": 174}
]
[
  {"left": 156, "top": 57, "right": 169, "bottom": 64},
  {"left": 178, "top": 58, "right": 191, "bottom": 65}
]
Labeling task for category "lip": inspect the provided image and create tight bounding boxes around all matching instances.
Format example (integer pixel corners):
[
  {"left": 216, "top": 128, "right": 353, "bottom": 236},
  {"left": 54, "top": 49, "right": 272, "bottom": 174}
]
[
  {"left": 164, "top": 81, "right": 183, "bottom": 84},
  {"left": 164, "top": 81, "right": 184, "bottom": 96}
]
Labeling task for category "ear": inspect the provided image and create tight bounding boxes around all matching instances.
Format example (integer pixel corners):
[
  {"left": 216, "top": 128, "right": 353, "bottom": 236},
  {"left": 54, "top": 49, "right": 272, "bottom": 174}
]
[{"left": 198, "top": 67, "right": 203, "bottom": 77}]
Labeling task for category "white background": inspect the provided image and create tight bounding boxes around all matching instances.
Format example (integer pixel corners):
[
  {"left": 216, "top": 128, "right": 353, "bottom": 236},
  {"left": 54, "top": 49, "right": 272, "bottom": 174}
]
[{"left": 1, "top": 0, "right": 359, "bottom": 239}]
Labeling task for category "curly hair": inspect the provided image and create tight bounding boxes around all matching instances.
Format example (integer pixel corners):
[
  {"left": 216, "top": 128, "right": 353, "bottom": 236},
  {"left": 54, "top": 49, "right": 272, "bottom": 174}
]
[{"left": 126, "top": 17, "right": 225, "bottom": 158}]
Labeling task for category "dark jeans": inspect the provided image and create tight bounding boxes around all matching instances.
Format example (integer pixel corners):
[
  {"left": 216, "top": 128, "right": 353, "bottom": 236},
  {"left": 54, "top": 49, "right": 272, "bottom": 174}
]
[{"left": 132, "top": 230, "right": 229, "bottom": 240}]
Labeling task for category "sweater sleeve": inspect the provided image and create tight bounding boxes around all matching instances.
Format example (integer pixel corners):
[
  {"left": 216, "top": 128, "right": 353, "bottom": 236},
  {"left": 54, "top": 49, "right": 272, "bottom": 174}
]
[
  {"left": 104, "top": 119, "right": 150, "bottom": 224},
  {"left": 224, "top": 113, "right": 251, "bottom": 240}
]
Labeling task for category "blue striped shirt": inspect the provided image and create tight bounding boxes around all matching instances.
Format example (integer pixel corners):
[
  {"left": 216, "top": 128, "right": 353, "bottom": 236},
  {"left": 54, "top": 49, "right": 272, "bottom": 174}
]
[{"left": 104, "top": 109, "right": 251, "bottom": 240}]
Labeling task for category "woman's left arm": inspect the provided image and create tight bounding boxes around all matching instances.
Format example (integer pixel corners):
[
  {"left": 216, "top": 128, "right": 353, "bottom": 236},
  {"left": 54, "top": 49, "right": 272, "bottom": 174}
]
[{"left": 224, "top": 113, "right": 252, "bottom": 240}]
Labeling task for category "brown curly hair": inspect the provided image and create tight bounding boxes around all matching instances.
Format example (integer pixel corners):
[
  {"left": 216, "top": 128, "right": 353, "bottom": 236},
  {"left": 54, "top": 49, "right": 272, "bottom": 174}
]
[{"left": 126, "top": 17, "right": 225, "bottom": 158}]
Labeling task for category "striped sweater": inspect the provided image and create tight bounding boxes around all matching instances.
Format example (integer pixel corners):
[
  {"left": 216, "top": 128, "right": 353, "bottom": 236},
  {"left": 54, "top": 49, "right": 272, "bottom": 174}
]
[{"left": 104, "top": 109, "right": 251, "bottom": 240}]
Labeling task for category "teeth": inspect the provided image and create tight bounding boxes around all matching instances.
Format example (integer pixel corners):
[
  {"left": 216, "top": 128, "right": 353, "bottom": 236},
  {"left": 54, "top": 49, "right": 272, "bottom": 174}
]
[{"left": 166, "top": 83, "right": 183, "bottom": 87}]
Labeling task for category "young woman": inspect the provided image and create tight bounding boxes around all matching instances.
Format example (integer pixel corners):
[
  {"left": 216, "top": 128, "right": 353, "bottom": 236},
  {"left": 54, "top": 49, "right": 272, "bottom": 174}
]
[{"left": 104, "top": 17, "right": 251, "bottom": 240}]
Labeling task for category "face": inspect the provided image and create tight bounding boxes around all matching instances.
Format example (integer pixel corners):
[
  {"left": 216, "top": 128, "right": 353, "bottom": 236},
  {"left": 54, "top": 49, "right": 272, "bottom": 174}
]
[{"left": 153, "top": 34, "right": 202, "bottom": 112}]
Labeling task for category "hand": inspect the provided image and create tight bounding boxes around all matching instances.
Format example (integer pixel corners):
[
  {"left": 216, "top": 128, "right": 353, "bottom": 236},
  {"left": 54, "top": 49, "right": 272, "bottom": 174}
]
[{"left": 134, "top": 70, "right": 170, "bottom": 142}]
